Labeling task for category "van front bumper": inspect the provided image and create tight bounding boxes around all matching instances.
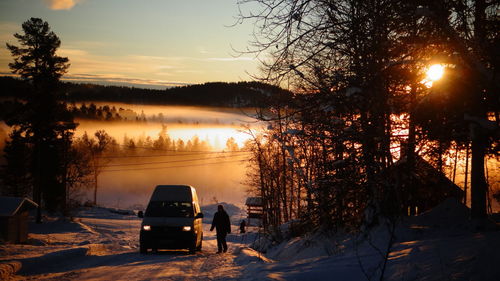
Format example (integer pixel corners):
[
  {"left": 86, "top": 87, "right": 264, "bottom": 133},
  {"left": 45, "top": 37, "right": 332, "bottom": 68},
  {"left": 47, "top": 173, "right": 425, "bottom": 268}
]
[{"left": 140, "top": 226, "right": 195, "bottom": 249}]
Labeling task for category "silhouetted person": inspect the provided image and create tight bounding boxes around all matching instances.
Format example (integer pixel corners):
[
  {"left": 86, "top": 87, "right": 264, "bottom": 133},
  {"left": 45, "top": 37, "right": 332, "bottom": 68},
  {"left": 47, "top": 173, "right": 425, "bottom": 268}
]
[
  {"left": 210, "top": 204, "right": 231, "bottom": 253},
  {"left": 240, "top": 220, "right": 246, "bottom": 233}
]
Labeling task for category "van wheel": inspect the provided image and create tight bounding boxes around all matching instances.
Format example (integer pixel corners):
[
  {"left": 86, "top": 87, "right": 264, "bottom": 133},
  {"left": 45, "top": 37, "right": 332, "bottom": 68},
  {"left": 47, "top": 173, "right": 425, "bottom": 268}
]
[
  {"left": 140, "top": 244, "right": 147, "bottom": 254},
  {"left": 189, "top": 240, "right": 196, "bottom": 254}
]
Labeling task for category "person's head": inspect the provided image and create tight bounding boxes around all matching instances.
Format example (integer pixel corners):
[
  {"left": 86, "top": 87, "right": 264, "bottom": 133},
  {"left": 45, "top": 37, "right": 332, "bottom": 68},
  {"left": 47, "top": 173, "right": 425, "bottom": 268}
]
[{"left": 218, "top": 204, "right": 224, "bottom": 212}]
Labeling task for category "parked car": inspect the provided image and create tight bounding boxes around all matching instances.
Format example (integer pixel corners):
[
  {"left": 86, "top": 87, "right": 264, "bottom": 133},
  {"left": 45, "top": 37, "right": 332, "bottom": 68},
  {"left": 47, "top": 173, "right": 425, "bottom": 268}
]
[{"left": 139, "top": 185, "right": 203, "bottom": 254}]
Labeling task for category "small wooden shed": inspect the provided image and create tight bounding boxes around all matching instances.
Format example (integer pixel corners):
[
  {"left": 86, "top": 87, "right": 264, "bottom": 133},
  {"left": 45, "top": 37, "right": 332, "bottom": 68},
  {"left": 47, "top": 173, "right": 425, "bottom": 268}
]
[
  {"left": 245, "top": 197, "right": 263, "bottom": 226},
  {"left": 0, "top": 196, "right": 38, "bottom": 244},
  {"left": 384, "top": 156, "right": 464, "bottom": 215}
]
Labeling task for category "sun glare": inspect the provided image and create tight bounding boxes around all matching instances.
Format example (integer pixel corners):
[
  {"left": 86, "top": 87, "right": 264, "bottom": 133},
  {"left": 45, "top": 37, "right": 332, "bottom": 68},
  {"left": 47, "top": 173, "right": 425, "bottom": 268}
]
[{"left": 426, "top": 64, "right": 444, "bottom": 81}]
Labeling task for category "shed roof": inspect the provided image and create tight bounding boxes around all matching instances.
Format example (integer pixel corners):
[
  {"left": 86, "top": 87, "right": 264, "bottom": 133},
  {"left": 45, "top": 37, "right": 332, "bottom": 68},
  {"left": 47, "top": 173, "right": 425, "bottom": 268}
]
[
  {"left": 0, "top": 196, "right": 38, "bottom": 217},
  {"left": 393, "top": 156, "right": 464, "bottom": 197},
  {"left": 246, "top": 197, "right": 263, "bottom": 206}
]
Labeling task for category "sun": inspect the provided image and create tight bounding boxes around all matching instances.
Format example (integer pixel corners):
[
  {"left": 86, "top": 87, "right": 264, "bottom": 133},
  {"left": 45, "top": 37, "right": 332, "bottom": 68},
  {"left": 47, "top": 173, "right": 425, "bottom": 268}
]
[{"left": 426, "top": 64, "right": 444, "bottom": 81}]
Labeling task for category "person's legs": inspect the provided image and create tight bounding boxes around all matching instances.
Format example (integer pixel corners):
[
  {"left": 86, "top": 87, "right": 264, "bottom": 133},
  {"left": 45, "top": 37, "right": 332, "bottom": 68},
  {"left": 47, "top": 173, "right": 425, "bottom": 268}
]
[
  {"left": 216, "top": 234, "right": 223, "bottom": 253},
  {"left": 222, "top": 234, "right": 228, "bottom": 252}
]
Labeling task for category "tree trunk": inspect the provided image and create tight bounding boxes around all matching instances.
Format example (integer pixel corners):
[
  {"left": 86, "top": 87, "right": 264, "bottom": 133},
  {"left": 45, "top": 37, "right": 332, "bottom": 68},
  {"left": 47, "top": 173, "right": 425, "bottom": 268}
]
[
  {"left": 93, "top": 172, "right": 98, "bottom": 206},
  {"left": 407, "top": 86, "right": 417, "bottom": 215},
  {"left": 34, "top": 140, "right": 42, "bottom": 223},
  {"left": 464, "top": 143, "right": 470, "bottom": 205},
  {"left": 470, "top": 124, "right": 487, "bottom": 219}
]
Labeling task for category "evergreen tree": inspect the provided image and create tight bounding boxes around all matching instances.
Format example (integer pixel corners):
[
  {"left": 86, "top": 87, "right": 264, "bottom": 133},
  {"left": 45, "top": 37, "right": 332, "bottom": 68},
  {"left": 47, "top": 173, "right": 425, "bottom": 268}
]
[
  {"left": 1, "top": 130, "right": 32, "bottom": 197},
  {"left": 7, "top": 18, "right": 69, "bottom": 91},
  {"left": 4, "top": 18, "right": 76, "bottom": 220}
]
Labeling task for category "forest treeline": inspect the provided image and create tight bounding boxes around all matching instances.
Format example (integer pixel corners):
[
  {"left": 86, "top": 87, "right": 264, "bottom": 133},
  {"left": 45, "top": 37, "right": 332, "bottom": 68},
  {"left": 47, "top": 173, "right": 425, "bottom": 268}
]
[
  {"left": 0, "top": 76, "right": 292, "bottom": 107},
  {"left": 0, "top": 99, "right": 147, "bottom": 122},
  {"left": 69, "top": 103, "right": 146, "bottom": 122},
  {"left": 3, "top": 123, "right": 243, "bottom": 211}
]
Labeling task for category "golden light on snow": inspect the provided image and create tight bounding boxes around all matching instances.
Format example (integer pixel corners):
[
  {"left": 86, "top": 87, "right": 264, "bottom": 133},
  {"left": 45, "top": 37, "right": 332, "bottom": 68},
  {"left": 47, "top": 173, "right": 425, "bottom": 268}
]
[{"left": 426, "top": 64, "right": 445, "bottom": 81}]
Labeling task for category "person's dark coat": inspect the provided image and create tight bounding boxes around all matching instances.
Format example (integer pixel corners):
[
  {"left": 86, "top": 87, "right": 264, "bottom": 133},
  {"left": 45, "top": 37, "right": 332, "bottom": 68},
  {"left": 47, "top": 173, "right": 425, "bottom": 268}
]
[
  {"left": 211, "top": 205, "right": 231, "bottom": 253},
  {"left": 210, "top": 208, "right": 231, "bottom": 236}
]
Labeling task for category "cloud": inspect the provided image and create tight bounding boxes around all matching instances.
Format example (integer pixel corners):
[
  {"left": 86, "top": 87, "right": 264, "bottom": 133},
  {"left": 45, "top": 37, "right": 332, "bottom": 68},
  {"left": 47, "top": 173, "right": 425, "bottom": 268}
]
[
  {"left": 0, "top": 71, "right": 192, "bottom": 89},
  {"left": 62, "top": 73, "right": 191, "bottom": 89},
  {"left": 53, "top": 48, "right": 195, "bottom": 88},
  {"left": 0, "top": 22, "right": 21, "bottom": 42},
  {"left": 205, "top": 57, "right": 254, "bottom": 62},
  {"left": 43, "top": 0, "right": 83, "bottom": 10},
  {"left": 1, "top": 42, "right": 257, "bottom": 88}
]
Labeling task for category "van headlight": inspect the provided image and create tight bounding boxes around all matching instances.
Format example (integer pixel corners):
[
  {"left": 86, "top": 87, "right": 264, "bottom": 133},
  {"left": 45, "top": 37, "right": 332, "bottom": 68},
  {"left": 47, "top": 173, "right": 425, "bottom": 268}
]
[
  {"left": 182, "top": 226, "right": 192, "bottom": 231},
  {"left": 142, "top": 225, "right": 152, "bottom": 231}
]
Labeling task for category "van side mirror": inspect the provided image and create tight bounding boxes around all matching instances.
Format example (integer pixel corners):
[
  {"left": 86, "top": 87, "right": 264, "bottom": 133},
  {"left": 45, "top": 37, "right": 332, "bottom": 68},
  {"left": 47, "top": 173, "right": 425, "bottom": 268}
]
[
  {"left": 195, "top": 213, "right": 204, "bottom": 219},
  {"left": 138, "top": 211, "right": 144, "bottom": 218}
]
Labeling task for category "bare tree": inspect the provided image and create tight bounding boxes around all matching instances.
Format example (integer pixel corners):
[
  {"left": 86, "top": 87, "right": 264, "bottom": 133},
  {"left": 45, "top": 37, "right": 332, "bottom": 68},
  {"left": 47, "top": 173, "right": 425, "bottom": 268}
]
[{"left": 76, "top": 130, "right": 114, "bottom": 206}]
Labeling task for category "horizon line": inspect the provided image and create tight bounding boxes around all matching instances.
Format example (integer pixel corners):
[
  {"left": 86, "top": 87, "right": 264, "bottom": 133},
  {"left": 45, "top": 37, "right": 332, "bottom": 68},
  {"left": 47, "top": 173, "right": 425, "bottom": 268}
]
[{"left": 0, "top": 73, "right": 263, "bottom": 91}]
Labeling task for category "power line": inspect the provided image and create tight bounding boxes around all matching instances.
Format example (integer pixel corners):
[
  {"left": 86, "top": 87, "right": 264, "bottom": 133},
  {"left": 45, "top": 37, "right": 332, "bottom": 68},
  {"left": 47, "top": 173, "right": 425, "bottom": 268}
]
[
  {"left": 101, "top": 159, "right": 248, "bottom": 172},
  {"left": 98, "top": 150, "right": 251, "bottom": 159},
  {"left": 100, "top": 154, "right": 251, "bottom": 167}
]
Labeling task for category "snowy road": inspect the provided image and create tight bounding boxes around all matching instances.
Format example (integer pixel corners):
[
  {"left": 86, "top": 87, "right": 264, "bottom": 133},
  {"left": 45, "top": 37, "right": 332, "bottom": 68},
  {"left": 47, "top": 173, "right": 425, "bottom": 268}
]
[
  {"left": 6, "top": 208, "right": 261, "bottom": 281},
  {"left": 62, "top": 224, "right": 246, "bottom": 281},
  {"left": 3, "top": 202, "right": 500, "bottom": 281}
]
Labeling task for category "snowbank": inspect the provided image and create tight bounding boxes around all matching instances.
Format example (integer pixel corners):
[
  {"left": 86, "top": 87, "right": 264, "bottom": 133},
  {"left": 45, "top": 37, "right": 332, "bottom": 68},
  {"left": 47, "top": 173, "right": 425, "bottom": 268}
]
[
  {"left": 29, "top": 217, "right": 90, "bottom": 235},
  {"left": 266, "top": 232, "right": 344, "bottom": 261},
  {"left": 0, "top": 261, "right": 22, "bottom": 280},
  {"left": 19, "top": 247, "right": 88, "bottom": 275},
  {"left": 413, "top": 198, "right": 469, "bottom": 228},
  {"left": 76, "top": 207, "right": 138, "bottom": 220},
  {"left": 234, "top": 247, "right": 274, "bottom": 265},
  {"left": 244, "top": 198, "right": 500, "bottom": 280}
]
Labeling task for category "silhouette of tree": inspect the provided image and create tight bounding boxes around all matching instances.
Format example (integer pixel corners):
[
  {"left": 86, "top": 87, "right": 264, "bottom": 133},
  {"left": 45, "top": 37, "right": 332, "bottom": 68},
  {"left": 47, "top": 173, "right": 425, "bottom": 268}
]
[
  {"left": 225, "top": 137, "right": 239, "bottom": 151},
  {"left": 240, "top": 0, "right": 498, "bottom": 241},
  {"left": 411, "top": 1, "right": 499, "bottom": 219},
  {"left": 7, "top": 18, "right": 69, "bottom": 92},
  {"left": 4, "top": 18, "right": 76, "bottom": 221},
  {"left": 1, "top": 130, "right": 32, "bottom": 197},
  {"left": 78, "top": 130, "right": 114, "bottom": 205}
]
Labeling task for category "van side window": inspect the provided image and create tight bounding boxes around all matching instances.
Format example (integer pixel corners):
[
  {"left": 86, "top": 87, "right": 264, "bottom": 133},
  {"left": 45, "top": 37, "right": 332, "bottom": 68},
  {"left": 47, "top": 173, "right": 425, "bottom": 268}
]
[{"left": 145, "top": 201, "right": 194, "bottom": 218}]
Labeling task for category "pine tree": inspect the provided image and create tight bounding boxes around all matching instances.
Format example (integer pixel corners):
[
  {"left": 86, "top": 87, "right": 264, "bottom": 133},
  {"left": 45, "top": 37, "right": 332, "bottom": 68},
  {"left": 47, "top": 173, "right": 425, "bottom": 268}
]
[
  {"left": 4, "top": 18, "right": 76, "bottom": 221},
  {"left": 1, "top": 130, "right": 32, "bottom": 197}
]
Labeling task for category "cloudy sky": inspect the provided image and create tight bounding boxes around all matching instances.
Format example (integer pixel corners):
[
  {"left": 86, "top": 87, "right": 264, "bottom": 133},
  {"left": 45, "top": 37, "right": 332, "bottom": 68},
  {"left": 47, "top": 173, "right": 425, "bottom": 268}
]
[{"left": 0, "top": 0, "right": 261, "bottom": 88}]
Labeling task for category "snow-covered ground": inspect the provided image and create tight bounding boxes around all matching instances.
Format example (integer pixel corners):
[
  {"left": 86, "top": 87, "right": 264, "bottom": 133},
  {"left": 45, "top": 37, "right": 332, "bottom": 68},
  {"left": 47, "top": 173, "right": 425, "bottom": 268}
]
[{"left": 1, "top": 200, "right": 499, "bottom": 280}]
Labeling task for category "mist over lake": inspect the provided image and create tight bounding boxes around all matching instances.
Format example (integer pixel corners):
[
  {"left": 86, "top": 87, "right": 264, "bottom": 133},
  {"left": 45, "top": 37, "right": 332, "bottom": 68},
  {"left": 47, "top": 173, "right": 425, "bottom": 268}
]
[
  {"left": 73, "top": 102, "right": 259, "bottom": 149},
  {"left": 1, "top": 103, "right": 261, "bottom": 210},
  {"left": 77, "top": 103, "right": 260, "bottom": 209}
]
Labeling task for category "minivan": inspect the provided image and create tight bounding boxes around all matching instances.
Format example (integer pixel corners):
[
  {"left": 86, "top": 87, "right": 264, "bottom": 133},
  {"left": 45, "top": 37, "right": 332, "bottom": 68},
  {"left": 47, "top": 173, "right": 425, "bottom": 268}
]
[{"left": 138, "top": 185, "right": 204, "bottom": 254}]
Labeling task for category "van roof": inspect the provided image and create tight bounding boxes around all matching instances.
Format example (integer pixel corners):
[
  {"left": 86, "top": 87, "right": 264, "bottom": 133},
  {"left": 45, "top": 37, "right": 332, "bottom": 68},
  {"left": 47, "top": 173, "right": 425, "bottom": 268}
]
[{"left": 150, "top": 185, "right": 196, "bottom": 202}]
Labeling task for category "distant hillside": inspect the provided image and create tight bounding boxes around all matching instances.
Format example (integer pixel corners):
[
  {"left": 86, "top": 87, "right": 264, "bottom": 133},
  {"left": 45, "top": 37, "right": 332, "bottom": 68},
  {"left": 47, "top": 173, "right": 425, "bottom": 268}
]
[{"left": 0, "top": 76, "right": 293, "bottom": 108}]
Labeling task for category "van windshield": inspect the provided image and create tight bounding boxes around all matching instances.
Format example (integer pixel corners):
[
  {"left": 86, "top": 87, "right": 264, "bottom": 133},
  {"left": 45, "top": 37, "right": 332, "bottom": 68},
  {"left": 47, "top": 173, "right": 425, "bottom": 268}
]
[{"left": 145, "top": 201, "right": 193, "bottom": 218}]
